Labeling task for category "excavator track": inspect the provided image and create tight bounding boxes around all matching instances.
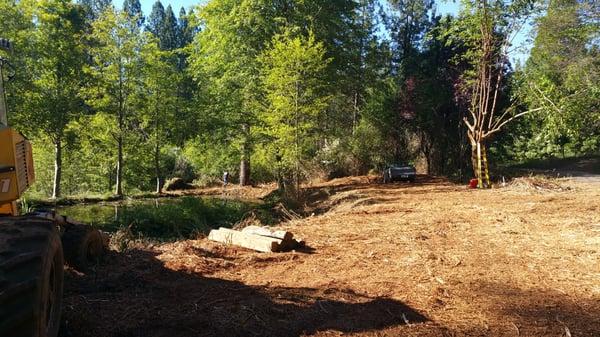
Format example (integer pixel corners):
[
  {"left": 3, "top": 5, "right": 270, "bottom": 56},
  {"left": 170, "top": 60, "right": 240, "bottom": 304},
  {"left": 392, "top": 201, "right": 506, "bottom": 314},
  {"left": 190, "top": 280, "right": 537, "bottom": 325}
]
[{"left": 0, "top": 216, "right": 63, "bottom": 337}]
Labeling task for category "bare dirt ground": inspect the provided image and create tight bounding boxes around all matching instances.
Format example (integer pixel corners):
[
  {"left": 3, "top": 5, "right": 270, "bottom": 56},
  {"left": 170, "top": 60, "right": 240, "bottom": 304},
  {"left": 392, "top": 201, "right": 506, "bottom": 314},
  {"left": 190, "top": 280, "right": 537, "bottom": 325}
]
[
  {"left": 165, "top": 183, "right": 277, "bottom": 201},
  {"left": 60, "top": 176, "right": 600, "bottom": 337}
]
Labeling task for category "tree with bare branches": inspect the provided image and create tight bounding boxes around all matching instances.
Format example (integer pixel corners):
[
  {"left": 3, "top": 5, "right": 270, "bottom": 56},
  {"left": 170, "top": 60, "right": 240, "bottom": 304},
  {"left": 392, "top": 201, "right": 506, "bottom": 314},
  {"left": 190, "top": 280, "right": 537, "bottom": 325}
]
[{"left": 460, "top": 0, "right": 541, "bottom": 188}]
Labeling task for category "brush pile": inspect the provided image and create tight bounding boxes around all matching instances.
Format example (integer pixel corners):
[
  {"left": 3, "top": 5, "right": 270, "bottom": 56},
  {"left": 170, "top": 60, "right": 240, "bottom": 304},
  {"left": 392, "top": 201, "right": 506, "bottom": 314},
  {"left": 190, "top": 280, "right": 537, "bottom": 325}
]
[
  {"left": 208, "top": 225, "right": 305, "bottom": 253},
  {"left": 506, "top": 176, "right": 571, "bottom": 192}
]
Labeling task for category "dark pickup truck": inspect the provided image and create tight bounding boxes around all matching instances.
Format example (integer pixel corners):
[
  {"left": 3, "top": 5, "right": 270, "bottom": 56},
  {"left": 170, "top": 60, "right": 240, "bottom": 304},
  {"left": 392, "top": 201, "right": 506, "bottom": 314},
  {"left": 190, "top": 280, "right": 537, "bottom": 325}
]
[{"left": 383, "top": 164, "right": 416, "bottom": 183}]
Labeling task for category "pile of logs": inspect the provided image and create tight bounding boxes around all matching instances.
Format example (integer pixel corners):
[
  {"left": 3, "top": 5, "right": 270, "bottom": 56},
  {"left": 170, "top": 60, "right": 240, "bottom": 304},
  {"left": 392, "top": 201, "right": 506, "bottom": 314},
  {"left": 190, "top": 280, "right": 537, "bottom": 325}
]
[{"left": 208, "top": 226, "right": 305, "bottom": 253}]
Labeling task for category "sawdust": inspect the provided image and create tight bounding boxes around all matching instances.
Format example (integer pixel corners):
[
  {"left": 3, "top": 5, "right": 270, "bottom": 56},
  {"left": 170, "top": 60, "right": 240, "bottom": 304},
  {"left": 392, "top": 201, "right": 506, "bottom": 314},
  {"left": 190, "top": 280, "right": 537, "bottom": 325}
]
[{"left": 60, "top": 175, "right": 600, "bottom": 337}]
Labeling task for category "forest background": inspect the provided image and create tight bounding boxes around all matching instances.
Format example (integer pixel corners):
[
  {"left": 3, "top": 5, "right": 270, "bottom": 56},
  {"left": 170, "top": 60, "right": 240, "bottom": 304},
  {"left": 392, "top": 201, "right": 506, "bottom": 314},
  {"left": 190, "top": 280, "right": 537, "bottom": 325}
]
[{"left": 0, "top": 0, "right": 597, "bottom": 198}]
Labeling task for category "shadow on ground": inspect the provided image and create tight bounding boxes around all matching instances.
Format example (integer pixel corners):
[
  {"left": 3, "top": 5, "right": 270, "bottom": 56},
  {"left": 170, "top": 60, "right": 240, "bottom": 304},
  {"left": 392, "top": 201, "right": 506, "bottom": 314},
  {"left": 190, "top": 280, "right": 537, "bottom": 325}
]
[
  {"left": 461, "top": 281, "right": 600, "bottom": 336},
  {"left": 502, "top": 155, "right": 600, "bottom": 177},
  {"left": 60, "top": 249, "right": 427, "bottom": 337}
]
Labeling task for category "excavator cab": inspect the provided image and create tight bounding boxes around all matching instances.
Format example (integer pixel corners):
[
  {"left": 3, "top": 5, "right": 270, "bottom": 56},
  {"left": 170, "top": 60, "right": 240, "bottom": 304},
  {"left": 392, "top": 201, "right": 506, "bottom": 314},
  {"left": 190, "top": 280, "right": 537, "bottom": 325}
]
[
  {"left": 0, "top": 38, "right": 34, "bottom": 216},
  {"left": 0, "top": 38, "right": 106, "bottom": 337},
  {"left": 0, "top": 128, "right": 35, "bottom": 215}
]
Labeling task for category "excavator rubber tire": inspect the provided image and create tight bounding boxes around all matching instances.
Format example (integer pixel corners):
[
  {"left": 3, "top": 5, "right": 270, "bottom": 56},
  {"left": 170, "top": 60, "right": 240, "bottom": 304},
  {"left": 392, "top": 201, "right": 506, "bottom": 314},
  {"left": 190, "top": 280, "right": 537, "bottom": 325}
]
[
  {"left": 61, "top": 224, "right": 105, "bottom": 272},
  {"left": 0, "top": 216, "right": 64, "bottom": 337}
]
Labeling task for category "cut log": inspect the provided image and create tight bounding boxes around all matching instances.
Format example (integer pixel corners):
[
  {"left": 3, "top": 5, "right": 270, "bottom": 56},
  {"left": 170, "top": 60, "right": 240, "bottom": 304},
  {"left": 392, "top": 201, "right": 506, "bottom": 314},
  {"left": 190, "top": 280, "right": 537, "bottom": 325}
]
[
  {"left": 241, "top": 225, "right": 293, "bottom": 241},
  {"left": 208, "top": 228, "right": 282, "bottom": 253},
  {"left": 279, "top": 238, "right": 306, "bottom": 251}
]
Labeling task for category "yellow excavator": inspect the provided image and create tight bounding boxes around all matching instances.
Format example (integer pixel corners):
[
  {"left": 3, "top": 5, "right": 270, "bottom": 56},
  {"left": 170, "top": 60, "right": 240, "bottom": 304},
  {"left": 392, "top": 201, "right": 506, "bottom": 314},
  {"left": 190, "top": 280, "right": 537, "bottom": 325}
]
[{"left": 0, "top": 38, "right": 106, "bottom": 337}]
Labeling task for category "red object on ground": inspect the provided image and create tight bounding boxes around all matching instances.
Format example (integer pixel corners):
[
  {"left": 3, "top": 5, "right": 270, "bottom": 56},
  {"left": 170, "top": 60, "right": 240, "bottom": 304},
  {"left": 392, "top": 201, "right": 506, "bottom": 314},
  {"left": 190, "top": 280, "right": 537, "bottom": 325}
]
[{"left": 469, "top": 178, "right": 479, "bottom": 189}]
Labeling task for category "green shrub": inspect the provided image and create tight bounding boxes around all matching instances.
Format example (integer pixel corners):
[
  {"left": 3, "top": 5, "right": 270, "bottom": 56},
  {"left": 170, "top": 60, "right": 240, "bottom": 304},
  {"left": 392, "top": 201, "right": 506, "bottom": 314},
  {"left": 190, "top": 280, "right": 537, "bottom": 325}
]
[{"left": 57, "top": 196, "right": 258, "bottom": 240}]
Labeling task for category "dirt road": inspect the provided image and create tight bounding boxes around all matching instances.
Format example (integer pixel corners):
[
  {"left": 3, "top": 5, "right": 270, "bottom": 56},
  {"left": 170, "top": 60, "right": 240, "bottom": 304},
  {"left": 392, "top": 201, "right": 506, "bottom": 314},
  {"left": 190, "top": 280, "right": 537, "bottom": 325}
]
[{"left": 60, "top": 176, "right": 600, "bottom": 337}]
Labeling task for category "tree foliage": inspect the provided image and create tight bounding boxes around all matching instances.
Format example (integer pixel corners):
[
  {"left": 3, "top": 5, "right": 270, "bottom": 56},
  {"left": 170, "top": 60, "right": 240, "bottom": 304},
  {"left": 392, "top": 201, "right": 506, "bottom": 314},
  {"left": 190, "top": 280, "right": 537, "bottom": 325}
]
[
  {"left": 260, "top": 31, "right": 332, "bottom": 191},
  {"left": 510, "top": 0, "right": 600, "bottom": 158},
  {"left": 0, "top": 0, "right": 596, "bottom": 199}
]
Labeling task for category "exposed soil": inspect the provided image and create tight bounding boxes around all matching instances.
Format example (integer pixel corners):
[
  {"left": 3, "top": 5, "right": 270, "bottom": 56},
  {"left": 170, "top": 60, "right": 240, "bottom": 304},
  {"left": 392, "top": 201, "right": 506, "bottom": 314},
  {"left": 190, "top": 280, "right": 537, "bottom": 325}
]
[
  {"left": 506, "top": 155, "right": 600, "bottom": 183},
  {"left": 60, "top": 176, "right": 600, "bottom": 337},
  {"left": 166, "top": 183, "right": 277, "bottom": 201}
]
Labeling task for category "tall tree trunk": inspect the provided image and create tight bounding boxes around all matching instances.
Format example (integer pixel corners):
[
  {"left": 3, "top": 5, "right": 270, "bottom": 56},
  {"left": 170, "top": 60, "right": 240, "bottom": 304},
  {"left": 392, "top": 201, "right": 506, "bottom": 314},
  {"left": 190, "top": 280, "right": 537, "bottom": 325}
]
[
  {"left": 155, "top": 141, "right": 161, "bottom": 194},
  {"left": 470, "top": 140, "right": 491, "bottom": 188},
  {"left": 116, "top": 61, "right": 125, "bottom": 197},
  {"left": 239, "top": 123, "right": 250, "bottom": 186},
  {"left": 294, "top": 81, "right": 300, "bottom": 199},
  {"left": 239, "top": 156, "right": 250, "bottom": 186},
  {"left": 352, "top": 91, "right": 358, "bottom": 135},
  {"left": 108, "top": 169, "right": 113, "bottom": 191},
  {"left": 115, "top": 134, "right": 123, "bottom": 196},
  {"left": 155, "top": 106, "right": 162, "bottom": 194},
  {"left": 481, "top": 144, "right": 490, "bottom": 188},
  {"left": 52, "top": 139, "right": 62, "bottom": 199},
  {"left": 477, "top": 142, "right": 482, "bottom": 188},
  {"left": 470, "top": 141, "right": 480, "bottom": 183}
]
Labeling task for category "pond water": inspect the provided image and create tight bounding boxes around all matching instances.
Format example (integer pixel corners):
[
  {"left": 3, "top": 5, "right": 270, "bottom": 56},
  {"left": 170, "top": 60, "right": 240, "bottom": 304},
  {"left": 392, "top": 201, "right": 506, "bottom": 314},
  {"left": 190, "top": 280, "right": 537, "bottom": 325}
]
[{"left": 55, "top": 196, "right": 263, "bottom": 239}]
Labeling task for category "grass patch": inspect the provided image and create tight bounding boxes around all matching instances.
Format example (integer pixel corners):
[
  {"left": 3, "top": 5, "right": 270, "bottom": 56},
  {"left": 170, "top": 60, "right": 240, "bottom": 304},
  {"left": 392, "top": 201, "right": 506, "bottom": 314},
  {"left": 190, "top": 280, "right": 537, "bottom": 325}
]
[{"left": 57, "top": 196, "right": 262, "bottom": 240}]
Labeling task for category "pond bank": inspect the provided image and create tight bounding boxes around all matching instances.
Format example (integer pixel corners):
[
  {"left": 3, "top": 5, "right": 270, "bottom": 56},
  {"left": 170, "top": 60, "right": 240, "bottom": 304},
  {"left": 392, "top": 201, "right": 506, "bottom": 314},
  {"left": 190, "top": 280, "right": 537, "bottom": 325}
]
[
  {"left": 26, "top": 183, "right": 277, "bottom": 208},
  {"left": 51, "top": 196, "right": 275, "bottom": 240}
]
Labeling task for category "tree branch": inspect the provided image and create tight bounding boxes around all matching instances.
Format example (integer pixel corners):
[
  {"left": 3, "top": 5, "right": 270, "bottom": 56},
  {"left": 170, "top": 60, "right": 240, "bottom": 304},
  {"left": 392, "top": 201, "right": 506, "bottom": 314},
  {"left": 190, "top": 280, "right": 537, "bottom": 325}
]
[
  {"left": 484, "top": 107, "right": 543, "bottom": 138},
  {"left": 530, "top": 81, "right": 562, "bottom": 114}
]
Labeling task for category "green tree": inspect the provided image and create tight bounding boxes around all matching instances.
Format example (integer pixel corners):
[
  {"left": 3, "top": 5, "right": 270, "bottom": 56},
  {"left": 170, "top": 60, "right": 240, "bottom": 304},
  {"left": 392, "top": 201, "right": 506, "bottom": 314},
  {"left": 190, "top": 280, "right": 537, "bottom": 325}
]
[
  {"left": 190, "top": 0, "right": 282, "bottom": 186},
  {"left": 147, "top": 2, "right": 178, "bottom": 51},
  {"left": 380, "top": 0, "right": 437, "bottom": 166},
  {"left": 123, "top": 0, "right": 144, "bottom": 28},
  {"left": 0, "top": 0, "right": 34, "bottom": 123},
  {"left": 147, "top": 1, "right": 165, "bottom": 38},
  {"left": 84, "top": 7, "right": 145, "bottom": 196},
  {"left": 451, "top": 0, "right": 541, "bottom": 187},
  {"left": 139, "top": 37, "right": 178, "bottom": 192},
  {"left": 177, "top": 7, "right": 194, "bottom": 50},
  {"left": 260, "top": 31, "right": 331, "bottom": 194},
  {"left": 515, "top": 0, "right": 600, "bottom": 157},
  {"left": 78, "top": 0, "right": 111, "bottom": 22},
  {"left": 386, "top": 0, "right": 435, "bottom": 74},
  {"left": 161, "top": 5, "right": 178, "bottom": 51},
  {"left": 344, "top": 0, "right": 397, "bottom": 172},
  {"left": 13, "top": 0, "right": 87, "bottom": 198},
  {"left": 170, "top": 7, "right": 197, "bottom": 146}
]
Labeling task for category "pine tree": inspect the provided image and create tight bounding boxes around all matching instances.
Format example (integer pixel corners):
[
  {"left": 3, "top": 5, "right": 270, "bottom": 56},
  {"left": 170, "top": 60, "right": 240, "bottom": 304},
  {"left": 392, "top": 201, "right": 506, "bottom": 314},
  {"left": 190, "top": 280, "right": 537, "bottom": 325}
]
[
  {"left": 147, "top": 1, "right": 165, "bottom": 37},
  {"left": 170, "top": 7, "right": 197, "bottom": 145},
  {"left": 161, "top": 5, "right": 178, "bottom": 50},
  {"left": 177, "top": 7, "right": 194, "bottom": 49},
  {"left": 347, "top": 0, "right": 381, "bottom": 133},
  {"left": 295, "top": 0, "right": 360, "bottom": 139},
  {"left": 78, "top": 0, "right": 111, "bottom": 21},
  {"left": 385, "top": 0, "right": 434, "bottom": 74},
  {"left": 123, "top": 0, "right": 144, "bottom": 27},
  {"left": 147, "top": 1, "right": 178, "bottom": 51}
]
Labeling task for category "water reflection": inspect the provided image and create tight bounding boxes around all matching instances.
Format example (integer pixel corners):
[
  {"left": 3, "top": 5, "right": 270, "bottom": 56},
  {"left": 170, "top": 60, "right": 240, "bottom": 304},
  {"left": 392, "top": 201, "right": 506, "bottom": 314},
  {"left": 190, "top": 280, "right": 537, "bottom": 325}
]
[{"left": 55, "top": 196, "right": 260, "bottom": 239}]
